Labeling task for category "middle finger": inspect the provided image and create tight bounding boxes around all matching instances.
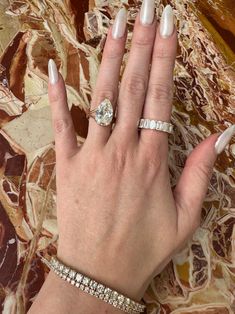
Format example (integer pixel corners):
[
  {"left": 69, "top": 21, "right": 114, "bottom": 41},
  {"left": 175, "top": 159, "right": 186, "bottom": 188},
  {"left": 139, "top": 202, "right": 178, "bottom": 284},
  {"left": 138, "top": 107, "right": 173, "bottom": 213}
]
[{"left": 111, "top": 0, "right": 157, "bottom": 143}]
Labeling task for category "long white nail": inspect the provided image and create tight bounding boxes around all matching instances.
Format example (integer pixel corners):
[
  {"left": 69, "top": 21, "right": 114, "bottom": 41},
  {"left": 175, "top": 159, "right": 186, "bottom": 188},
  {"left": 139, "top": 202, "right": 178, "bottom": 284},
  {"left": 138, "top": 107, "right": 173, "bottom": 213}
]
[
  {"left": 160, "top": 4, "right": 174, "bottom": 38},
  {"left": 140, "top": 0, "right": 155, "bottom": 25},
  {"left": 48, "top": 59, "right": 58, "bottom": 84},
  {"left": 215, "top": 125, "right": 235, "bottom": 154},
  {"left": 112, "top": 8, "right": 127, "bottom": 39}
]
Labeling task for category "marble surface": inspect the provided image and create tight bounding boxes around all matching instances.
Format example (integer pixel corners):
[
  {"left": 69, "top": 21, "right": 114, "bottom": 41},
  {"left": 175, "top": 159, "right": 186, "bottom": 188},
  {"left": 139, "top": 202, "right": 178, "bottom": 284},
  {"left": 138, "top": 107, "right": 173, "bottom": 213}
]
[{"left": 0, "top": 0, "right": 235, "bottom": 313}]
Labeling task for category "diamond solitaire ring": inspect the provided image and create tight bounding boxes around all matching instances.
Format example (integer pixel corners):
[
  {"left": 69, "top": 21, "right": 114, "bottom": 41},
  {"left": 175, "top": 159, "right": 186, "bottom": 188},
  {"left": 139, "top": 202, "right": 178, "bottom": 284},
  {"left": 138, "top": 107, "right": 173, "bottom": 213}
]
[
  {"left": 87, "top": 98, "right": 115, "bottom": 126},
  {"left": 138, "top": 119, "right": 174, "bottom": 134}
]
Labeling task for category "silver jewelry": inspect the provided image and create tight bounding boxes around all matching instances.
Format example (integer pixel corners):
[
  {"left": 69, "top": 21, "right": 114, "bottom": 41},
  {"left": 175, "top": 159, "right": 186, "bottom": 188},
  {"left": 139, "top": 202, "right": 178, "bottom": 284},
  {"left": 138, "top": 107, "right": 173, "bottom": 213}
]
[
  {"left": 138, "top": 118, "right": 174, "bottom": 134},
  {"left": 41, "top": 256, "right": 146, "bottom": 314},
  {"left": 86, "top": 98, "right": 115, "bottom": 126}
]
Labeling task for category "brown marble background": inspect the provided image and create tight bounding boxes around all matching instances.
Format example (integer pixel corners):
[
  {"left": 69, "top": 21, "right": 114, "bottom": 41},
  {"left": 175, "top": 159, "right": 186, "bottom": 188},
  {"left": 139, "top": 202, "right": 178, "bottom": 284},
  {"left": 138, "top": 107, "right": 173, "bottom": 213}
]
[{"left": 0, "top": 0, "right": 235, "bottom": 313}]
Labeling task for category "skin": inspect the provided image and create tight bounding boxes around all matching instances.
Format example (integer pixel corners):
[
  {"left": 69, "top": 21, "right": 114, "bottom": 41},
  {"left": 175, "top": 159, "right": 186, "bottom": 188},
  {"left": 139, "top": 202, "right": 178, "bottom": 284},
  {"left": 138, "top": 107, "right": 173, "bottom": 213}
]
[{"left": 28, "top": 11, "right": 220, "bottom": 314}]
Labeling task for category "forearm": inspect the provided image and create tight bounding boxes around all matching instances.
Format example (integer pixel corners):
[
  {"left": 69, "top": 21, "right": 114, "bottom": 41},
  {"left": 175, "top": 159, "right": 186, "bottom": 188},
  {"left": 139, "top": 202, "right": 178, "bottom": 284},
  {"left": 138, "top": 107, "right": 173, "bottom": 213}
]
[{"left": 28, "top": 270, "right": 123, "bottom": 314}]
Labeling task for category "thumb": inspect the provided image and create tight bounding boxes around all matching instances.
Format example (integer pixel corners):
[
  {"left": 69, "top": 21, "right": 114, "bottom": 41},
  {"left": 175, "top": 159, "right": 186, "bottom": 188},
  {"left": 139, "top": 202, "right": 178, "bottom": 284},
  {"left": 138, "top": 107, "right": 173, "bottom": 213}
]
[{"left": 173, "top": 125, "right": 235, "bottom": 243}]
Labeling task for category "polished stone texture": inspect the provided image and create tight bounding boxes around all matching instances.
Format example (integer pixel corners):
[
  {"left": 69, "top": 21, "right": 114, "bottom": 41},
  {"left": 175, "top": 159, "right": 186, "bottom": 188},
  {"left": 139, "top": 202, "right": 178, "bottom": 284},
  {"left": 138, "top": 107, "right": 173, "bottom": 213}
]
[{"left": 0, "top": 0, "right": 234, "bottom": 313}]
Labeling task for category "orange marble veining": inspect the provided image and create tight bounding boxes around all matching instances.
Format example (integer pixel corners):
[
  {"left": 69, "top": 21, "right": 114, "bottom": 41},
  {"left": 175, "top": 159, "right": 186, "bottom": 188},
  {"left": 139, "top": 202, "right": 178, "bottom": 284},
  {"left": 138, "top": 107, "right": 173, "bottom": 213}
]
[{"left": 0, "top": 0, "right": 234, "bottom": 313}]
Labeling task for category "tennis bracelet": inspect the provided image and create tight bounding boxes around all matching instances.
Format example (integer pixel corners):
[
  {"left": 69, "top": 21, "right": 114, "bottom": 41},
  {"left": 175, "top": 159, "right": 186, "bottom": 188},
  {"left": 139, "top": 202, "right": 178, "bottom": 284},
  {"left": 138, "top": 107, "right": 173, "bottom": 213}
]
[{"left": 41, "top": 256, "right": 146, "bottom": 313}]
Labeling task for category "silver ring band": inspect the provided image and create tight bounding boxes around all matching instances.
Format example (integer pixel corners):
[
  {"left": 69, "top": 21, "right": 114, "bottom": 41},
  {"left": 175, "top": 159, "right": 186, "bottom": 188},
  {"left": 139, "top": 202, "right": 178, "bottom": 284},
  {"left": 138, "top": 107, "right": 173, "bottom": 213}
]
[{"left": 138, "top": 119, "right": 174, "bottom": 134}]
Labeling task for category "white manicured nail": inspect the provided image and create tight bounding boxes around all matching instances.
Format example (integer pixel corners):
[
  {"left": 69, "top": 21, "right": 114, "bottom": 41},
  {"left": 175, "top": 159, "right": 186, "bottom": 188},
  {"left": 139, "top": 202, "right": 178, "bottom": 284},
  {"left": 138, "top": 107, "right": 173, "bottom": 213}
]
[
  {"left": 48, "top": 59, "right": 58, "bottom": 84},
  {"left": 215, "top": 125, "right": 235, "bottom": 154},
  {"left": 160, "top": 4, "right": 174, "bottom": 38},
  {"left": 140, "top": 0, "right": 155, "bottom": 25},
  {"left": 112, "top": 8, "right": 127, "bottom": 39}
]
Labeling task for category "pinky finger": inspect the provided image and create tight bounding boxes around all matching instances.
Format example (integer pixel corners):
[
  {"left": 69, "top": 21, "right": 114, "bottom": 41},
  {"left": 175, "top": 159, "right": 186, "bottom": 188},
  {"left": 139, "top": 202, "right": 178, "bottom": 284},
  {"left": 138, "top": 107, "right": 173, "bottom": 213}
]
[{"left": 48, "top": 59, "right": 78, "bottom": 160}]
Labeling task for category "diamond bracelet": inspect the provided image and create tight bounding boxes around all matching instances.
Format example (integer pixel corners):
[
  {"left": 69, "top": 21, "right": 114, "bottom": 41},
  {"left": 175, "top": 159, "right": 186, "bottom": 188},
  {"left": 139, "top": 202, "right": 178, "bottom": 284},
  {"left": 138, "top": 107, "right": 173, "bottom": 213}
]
[{"left": 41, "top": 256, "right": 146, "bottom": 314}]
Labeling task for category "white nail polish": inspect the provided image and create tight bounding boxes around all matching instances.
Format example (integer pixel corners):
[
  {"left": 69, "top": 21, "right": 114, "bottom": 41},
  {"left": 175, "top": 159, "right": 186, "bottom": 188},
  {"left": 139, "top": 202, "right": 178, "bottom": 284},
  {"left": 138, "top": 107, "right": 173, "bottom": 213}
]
[
  {"left": 140, "top": 0, "right": 155, "bottom": 25},
  {"left": 160, "top": 4, "right": 174, "bottom": 38},
  {"left": 215, "top": 125, "right": 235, "bottom": 154},
  {"left": 48, "top": 59, "right": 58, "bottom": 84},
  {"left": 112, "top": 8, "right": 127, "bottom": 39}
]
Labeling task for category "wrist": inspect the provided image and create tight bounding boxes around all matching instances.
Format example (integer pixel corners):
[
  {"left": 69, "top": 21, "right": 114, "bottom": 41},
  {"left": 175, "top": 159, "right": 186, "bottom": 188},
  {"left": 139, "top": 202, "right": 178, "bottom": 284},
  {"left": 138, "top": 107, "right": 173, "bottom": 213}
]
[
  {"left": 29, "top": 270, "right": 124, "bottom": 314},
  {"left": 57, "top": 245, "right": 149, "bottom": 302}
]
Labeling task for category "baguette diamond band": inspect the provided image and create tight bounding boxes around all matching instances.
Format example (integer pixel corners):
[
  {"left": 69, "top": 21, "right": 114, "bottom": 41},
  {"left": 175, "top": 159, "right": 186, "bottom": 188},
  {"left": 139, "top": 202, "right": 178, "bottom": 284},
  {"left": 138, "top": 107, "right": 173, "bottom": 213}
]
[
  {"left": 138, "top": 118, "right": 174, "bottom": 134},
  {"left": 41, "top": 256, "right": 146, "bottom": 313}
]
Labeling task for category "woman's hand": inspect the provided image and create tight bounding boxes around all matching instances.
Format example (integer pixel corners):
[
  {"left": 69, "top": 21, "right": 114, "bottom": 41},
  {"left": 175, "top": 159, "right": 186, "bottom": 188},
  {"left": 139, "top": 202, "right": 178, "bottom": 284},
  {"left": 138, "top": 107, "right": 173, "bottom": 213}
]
[{"left": 45, "top": 2, "right": 234, "bottom": 305}]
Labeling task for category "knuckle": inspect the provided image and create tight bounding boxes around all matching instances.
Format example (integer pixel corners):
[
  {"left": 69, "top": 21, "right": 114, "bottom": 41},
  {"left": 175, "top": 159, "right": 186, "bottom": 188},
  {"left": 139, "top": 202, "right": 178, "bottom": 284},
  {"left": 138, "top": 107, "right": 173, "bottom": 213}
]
[
  {"left": 49, "top": 90, "right": 63, "bottom": 105},
  {"left": 153, "top": 46, "right": 174, "bottom": 61},
  {"left": 132, "top": 33, "right": 154, "bottom": 48},
  {"left": 146, "top": 155, "right": 162, "bottom": 172},
  {"left": 148, "top": 83, "right": 173, "bottom": 103},
  {"left": 104, "top": 45, "right": 123, "bottom": 60},
  {"left": 124, "top": 74, "right": 147, "bottom": 96},
  {"left": 115, "top": 151, "right": 127, "bottom": 172},
  {"left": 109, "top": 142, "right": 127, "bottom": 172},
  {"left": 141, "top": 148, "right": 162, "bottom": 173},
  {"left": 53, "top": 118, "right": 72, "bottom": 134}
]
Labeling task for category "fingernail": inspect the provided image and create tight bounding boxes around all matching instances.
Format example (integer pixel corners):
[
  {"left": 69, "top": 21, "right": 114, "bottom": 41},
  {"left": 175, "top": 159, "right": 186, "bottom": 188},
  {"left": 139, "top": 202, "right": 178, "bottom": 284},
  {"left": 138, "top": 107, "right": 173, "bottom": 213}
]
[
  {"left": 48, "top": 59, "right": 58, "bottom": 84},
  {"left": 160, "top": 4, "right": 175, "bottom": 38},
  {"left": 140, "top": 0, "right": 155, "bottom": 25},
  {"left": 215, "top": 125, "right": 235, "bottom": 154},
  {"left": 112, "top": 8, "right": 127, "bottom": 39}
]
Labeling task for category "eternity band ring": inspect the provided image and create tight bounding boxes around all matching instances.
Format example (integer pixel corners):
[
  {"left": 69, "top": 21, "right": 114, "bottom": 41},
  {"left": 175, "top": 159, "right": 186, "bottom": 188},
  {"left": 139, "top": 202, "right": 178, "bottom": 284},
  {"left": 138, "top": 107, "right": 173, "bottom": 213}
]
[{"left": 138, "top": 119, "right": 174, "bottom": 134}]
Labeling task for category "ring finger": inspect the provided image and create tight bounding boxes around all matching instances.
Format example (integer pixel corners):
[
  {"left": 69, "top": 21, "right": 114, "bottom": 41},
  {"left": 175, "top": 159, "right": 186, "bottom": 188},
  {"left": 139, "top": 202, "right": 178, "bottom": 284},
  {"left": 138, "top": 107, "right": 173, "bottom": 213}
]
[{"left": 86, "top": 8, "right": 127, "bottom": 146}]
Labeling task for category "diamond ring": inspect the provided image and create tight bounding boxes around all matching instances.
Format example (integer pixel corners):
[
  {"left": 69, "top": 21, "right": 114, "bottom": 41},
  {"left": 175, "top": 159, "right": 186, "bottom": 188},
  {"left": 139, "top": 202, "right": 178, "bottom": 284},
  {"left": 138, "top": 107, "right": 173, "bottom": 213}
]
[
  {"left": 86, "top": 98, "right": 115, "bottom": 126},
  {"left": 138, "top": 119, "right": 174, "bottom": 134}
]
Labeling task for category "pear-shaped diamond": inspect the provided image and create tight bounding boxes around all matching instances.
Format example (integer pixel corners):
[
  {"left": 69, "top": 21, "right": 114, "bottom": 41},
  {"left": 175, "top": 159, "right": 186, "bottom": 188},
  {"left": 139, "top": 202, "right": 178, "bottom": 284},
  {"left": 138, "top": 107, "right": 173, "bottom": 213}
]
[{"left": 95, "top": 99, "right": 113, "bottom": 126}]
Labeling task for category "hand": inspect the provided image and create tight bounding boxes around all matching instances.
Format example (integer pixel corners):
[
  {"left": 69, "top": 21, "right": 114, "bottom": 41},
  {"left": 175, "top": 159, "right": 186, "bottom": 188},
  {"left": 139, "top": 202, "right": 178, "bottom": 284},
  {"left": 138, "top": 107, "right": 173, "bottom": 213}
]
[{"left": 47, "top": 3, "right": 235, "bottom": 304}]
